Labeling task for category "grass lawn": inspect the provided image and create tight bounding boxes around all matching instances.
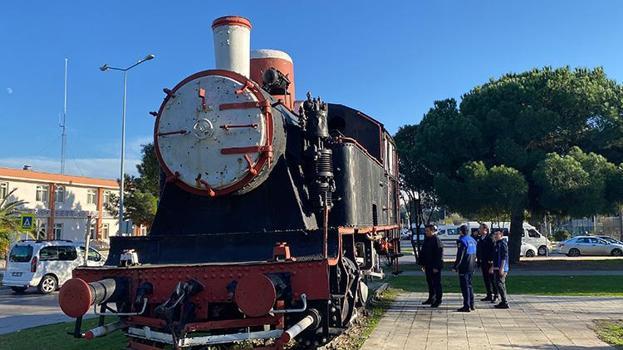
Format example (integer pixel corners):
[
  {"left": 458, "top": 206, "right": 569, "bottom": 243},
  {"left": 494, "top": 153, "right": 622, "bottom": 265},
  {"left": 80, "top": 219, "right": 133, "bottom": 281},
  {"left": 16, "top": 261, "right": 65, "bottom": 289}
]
[
  {"left": 387, "top": 275, "right": 623, "bottom": 297},
  {"left": 0, "top": 317, "right": 127, "bottom": 350},
  {"left": 389, "top": 258, "right": 623, "bottom": 273},
  {"left": 594, "top": 320, "right": 623, "bottom": 348}
]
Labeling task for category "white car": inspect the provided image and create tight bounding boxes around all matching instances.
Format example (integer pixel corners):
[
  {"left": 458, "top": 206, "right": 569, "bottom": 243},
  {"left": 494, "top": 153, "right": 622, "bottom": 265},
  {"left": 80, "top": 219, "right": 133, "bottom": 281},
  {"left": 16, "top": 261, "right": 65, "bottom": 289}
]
[
  {"left": 2, "top": 240, "right": 104, "bottom": 294},
  {"left": 521, "top": 242, "right": 538, "bottom": 257},
  {"left": 558, "top": 236, "right": 623, "bottom": 257}
]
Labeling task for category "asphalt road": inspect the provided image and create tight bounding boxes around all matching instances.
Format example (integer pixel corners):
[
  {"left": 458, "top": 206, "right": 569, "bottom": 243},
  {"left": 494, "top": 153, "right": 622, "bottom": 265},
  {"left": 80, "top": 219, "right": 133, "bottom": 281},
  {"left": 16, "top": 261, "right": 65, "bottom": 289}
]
[{"left": 0, "top": 287, "right": 74, "bottom": 335}]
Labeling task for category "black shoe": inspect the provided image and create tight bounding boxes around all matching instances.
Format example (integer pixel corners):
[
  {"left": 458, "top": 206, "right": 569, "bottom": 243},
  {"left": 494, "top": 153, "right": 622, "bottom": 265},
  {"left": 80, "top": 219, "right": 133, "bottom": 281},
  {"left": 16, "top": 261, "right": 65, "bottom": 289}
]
[
  {"left": 430, "top": 300, "right": 442, "bottom": 308},
  {"left": 491, "top": 296, "right": 498, "bottom": 303},
  {"left": 457, "top": 307, "right": 471, "bottom": 312},
  {"left": 470, "top": 306, "right": 475, "bottom": 311},
  {"left": 494, "top": 302, "right": 509, "bottom": 309},
  {"left": 422, "top": 299, "right": 433, "bottom": 305},
  {"left": 480, "top": 296, "right": 492, "bottom": 302}
]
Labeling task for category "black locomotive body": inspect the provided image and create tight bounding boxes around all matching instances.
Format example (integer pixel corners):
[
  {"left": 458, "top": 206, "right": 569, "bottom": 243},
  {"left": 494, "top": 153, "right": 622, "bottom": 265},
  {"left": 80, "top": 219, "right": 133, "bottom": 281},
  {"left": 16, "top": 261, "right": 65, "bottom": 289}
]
[{"left": 59, "top": 16, "right": 400, "bottom": 350}]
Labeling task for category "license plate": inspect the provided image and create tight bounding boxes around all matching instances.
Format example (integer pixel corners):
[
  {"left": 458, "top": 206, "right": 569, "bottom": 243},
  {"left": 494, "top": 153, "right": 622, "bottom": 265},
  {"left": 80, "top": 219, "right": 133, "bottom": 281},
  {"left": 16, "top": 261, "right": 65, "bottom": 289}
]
[{"left": 11, "top": 272, "right": 22, "bottom": 277}]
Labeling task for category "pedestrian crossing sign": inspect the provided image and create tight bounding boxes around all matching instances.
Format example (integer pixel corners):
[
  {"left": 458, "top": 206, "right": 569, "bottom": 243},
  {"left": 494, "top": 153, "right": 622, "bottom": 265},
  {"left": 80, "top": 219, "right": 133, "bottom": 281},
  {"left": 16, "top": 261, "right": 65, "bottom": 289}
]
[{"left": 20, "top": 214, "right": 35, "bottom": 230}]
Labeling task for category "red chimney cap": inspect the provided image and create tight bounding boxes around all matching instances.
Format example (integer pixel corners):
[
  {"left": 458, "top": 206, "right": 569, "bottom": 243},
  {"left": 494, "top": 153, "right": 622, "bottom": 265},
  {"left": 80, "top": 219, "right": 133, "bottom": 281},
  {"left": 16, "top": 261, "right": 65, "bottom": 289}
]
[{"left": 212, "top": 16, "right": 252, "bottom": 30}]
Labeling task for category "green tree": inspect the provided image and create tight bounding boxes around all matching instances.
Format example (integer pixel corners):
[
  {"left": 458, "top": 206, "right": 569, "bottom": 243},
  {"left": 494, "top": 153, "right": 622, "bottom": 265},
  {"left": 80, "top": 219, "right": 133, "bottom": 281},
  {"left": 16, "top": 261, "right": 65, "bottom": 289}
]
[
  {"left": 105, "top": 143, "right": 161, "bottom": 230},
  {"left": 395, "top": 124, "right": 438, "bottom": 243},
  {"left": 399, "top": 67, "right": 623, "bottom": 262},
  {"left": 0, "top": 189, "right": 29, "bottom": 255},
  {"left": 135, "top": 143, "right": 160, "bottom": 196}
]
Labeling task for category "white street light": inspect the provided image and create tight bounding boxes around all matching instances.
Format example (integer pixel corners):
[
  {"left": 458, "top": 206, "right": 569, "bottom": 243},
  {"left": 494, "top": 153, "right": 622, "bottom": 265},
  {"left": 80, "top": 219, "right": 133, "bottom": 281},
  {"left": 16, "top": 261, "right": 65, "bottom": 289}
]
[{"left": 100, "top": 54, "right": 155, "bottom": 236}]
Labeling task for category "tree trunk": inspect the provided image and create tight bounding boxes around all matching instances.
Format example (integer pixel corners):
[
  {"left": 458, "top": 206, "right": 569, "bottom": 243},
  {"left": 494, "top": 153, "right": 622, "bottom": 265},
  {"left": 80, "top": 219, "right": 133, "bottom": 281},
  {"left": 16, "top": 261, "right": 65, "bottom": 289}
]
[{"left": 509, "top": 210, "right": 524, "bottom": 264}]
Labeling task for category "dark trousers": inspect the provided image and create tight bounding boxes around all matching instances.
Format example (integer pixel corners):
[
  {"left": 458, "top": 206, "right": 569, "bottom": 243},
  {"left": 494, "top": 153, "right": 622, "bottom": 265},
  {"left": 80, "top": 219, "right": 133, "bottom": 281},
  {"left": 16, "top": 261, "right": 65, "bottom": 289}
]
[
  {"left": 425, "top": 267, "right": 442, "bottom": 302},
  {"left": 481, "top": 263, "right": 498, "bottom": 297},
  {"left": 459, "top": 272, "right": 474, "bottom": 308},
  {"left": 494, "top": 272, "right": 508, "bottom": 304}
]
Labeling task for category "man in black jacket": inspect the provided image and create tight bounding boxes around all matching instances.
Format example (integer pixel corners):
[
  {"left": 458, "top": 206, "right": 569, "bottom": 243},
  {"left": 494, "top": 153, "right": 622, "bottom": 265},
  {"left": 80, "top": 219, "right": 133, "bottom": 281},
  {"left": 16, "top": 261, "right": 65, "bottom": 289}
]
[
  {"left": 453, "top": 225, "right": 477, "bottom": 312},
  {"left": 419, "top": 224, "right": 443, "bottom": 307},
  {"left": 476, "top": 224, "right": 498, "bottom": 302}
]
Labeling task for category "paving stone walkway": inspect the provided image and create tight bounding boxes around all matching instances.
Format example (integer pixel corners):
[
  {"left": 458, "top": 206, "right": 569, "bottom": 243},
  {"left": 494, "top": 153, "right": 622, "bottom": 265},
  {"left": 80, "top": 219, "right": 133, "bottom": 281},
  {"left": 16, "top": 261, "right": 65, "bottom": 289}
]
[{"left": 362, "top": 292, "right": 622, "bottom": 350}]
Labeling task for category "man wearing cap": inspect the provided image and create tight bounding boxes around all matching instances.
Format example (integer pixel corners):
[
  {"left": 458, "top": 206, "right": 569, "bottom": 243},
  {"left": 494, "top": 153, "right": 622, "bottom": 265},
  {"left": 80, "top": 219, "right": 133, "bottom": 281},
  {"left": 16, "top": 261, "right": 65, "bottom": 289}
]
[
  {"left": 453, "top": 225, "right": 477, "bottom": 312},
  {"left": 476, "top": 223, "right": 498, "bottom": 303},
  {"left": 492, "top": 229, "right": 510, "bottom": 309},
  {"left": 419, "top": 224, "right": 444, "bottom": 307}
]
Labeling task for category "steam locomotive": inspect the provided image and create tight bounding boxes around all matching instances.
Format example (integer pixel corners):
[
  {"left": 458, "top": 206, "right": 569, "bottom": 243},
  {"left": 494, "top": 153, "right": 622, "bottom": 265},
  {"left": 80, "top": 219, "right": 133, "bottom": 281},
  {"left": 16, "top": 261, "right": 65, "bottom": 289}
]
[{"left": 59, "top": 15, "right": 401, "bottom": 350}]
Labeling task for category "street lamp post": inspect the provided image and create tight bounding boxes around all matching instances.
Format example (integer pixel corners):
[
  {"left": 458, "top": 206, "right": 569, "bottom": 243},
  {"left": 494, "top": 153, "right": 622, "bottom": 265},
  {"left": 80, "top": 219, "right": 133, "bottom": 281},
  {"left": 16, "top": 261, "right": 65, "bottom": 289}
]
[{"left": 100, "top": 54, "right": 155, "bottom": 236}]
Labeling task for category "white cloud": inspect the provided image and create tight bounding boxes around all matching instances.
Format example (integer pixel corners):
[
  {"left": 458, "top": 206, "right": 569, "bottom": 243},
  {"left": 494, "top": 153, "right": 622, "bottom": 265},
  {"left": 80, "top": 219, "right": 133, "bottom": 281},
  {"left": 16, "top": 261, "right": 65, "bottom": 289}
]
[
  {"left": 128, "top": 135, "right": 153, "bottom": 156},
  {"left": 96, "top": 135, "right": 153, "bottom": 158},
  {"left": 6, "top": 88, "right": 13, "bottom": 95},
  {"left": 0, "top": 157, "right": 140, "bottom": 179}
]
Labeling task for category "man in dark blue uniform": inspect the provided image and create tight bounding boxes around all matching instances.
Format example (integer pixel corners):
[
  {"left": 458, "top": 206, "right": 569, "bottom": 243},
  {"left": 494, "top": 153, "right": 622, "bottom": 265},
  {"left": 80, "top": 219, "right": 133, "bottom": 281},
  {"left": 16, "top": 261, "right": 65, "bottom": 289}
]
[
  {"left": 453, "top": 225, "right": 477, "bottom": 312},
  {"left": 492, "top": 229, "right": 510, "bottom": 309},
  {"left": 419, "top": 224, "right": 444, "bottom": 308},
  {"left": 476, "top": 224, "right": 498, "bottom": 303}
]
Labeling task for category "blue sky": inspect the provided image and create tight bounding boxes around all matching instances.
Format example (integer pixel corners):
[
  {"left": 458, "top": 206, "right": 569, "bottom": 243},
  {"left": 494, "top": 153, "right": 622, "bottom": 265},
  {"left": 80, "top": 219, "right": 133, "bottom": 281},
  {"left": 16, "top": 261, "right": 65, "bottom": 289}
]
[{"left": 1, "top": 1, "right": 622, "bottom": 179}]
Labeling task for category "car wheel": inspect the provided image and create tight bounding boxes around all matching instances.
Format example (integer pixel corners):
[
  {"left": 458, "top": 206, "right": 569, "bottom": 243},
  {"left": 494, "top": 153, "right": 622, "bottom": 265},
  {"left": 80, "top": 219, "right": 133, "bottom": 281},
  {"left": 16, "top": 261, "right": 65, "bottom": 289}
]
[
  {"left": 611, "top": 248, "right": 623, "bottom": 256},
  {"left": 525, "top": 249, "right": 536, "bottom": 258},
  {"left": 38, "top": 274, "right": 57, "bottom": 294},
  {"left": 538, "top": 245, "right": 548, "bottom": 256},
  {"left": 567, "top": 248, "right": 580, "bottom": 257},
  {"left": 10, "top": 287, "right": 27, "bottom": 294}
]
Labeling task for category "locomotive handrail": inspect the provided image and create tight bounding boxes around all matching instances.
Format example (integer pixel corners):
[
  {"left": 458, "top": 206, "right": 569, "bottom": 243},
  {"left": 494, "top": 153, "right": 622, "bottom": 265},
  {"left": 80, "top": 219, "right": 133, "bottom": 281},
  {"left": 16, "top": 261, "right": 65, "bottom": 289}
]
[
  {"left": 93, "top": 298, "right": 148, "bottom": 317},
  {"left": 270, "top": 293, "right": 307, "bottom": 314}
]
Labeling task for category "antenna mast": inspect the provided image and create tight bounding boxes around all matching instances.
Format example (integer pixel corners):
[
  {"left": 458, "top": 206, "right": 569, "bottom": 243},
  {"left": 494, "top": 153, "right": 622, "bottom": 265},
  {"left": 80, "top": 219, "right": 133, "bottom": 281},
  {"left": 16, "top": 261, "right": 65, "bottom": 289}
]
[{"left": 60, "top": 58, "right": 68, "bottom": 174}]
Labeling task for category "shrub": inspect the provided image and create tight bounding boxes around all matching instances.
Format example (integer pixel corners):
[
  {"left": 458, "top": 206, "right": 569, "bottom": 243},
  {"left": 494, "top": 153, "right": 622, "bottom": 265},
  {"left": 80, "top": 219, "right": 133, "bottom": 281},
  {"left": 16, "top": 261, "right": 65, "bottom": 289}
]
[{"left": 553, "top": 230, "right": 571, "bottom": 242}]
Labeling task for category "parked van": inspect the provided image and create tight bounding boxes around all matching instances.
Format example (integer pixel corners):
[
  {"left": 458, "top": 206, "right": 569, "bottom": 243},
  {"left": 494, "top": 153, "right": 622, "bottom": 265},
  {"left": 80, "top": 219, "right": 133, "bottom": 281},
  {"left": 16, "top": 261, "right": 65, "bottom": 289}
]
[
  {"left": 480, "top": 222, "right": 550, "bottom": 256},
  {"left": 436, "top": 224, "right": 460, "bottom": 245},
  {"left": 2, "top": 240, "right": 104, "bottom": 294}
]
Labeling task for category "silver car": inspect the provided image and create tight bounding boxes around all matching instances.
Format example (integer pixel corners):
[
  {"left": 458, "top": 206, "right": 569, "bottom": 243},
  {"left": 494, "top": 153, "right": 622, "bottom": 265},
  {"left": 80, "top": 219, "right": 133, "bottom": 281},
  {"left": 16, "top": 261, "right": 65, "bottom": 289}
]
[{"left": 559, "top": 236, "right": 623, "bottom": 257}]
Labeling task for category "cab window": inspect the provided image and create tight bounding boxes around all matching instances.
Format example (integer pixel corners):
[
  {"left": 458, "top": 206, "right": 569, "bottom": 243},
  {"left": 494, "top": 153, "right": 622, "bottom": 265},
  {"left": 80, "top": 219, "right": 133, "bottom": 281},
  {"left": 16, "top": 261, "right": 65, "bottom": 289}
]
[
  {"left": 447, "top": 228, "right": 458, "bottom": 236},
  {"left": 9, "top": 245, "right": 33, "bottom": 262},
  {"left": 527, "top": 229, "right": 540, "bottom": 238}
]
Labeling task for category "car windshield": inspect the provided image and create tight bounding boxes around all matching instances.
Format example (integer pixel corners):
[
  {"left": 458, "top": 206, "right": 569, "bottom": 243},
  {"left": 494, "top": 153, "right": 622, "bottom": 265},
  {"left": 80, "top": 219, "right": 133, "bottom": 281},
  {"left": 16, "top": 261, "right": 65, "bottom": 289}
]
[
  {"left": 9, "top": 245, "right": 34, "bottom": 262},
  {"left": 78, "top": 247, "right": 102, "bottom": 261}
]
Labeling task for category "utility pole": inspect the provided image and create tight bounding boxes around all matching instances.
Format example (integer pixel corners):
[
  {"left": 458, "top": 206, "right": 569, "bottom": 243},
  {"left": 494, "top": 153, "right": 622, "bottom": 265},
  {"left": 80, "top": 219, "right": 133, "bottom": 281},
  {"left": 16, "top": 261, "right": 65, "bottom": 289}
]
[{"left": 60, "top": 58, "right": 68, "bottom": 174}]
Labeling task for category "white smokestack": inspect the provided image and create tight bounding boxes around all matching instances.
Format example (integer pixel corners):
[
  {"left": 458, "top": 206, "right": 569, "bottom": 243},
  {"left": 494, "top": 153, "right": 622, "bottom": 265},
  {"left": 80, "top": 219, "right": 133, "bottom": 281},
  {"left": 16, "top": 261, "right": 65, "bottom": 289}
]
[{"left": 212, "top": 16, "right": 251, "bottom": 78}]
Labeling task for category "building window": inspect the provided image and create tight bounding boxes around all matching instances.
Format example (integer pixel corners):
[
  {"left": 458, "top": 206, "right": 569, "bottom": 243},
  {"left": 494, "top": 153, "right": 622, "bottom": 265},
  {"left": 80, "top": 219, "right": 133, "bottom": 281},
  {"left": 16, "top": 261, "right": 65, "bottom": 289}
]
[
  {"left": 103, "top": 191, "right": 111, "bottom": 205},
  {"left": 36, "top": 185, "right": 49, "bottom": 202},
  {"left": 102, "top": 223, "right": 109, "bottom": 239},
  {"left": 36, "top": 220, "right": 47, "bottom": 240},
  {"left": 54, "top": 223, "right": 63, "bottom": 240},
  {"left": 87, "top": 189, "right": 98, "bottom": 205},
  {"left": 90, "top": 223, "right": 97, "bottom": 240},
  {"left": 55, "top": 186, "right": 65, "bottom": 203},
  {"left": 0, "top": 182, "right": 8, "bottom": 200}
]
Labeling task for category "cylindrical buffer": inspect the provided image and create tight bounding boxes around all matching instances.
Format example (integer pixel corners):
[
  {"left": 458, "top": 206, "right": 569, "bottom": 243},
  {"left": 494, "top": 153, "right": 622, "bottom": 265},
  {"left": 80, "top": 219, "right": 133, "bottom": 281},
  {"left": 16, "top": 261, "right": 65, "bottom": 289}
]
[
  {"left": 59, "top": 278, "right": 122, "bottom": 318},
  {"left": 212, "top": 16, "right": 251, "bottom": 77}
]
